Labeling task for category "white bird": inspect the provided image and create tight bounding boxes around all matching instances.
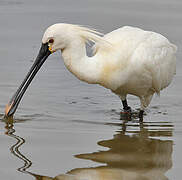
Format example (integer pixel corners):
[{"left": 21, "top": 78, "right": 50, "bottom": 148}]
[{"left": 5, "top": 23, "right": 177, "bottom": 120}]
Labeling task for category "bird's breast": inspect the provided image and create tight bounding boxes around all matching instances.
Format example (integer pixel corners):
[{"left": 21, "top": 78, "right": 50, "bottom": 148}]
[{"left": 98, "top": 61, "right": 127, "bottom": 91}]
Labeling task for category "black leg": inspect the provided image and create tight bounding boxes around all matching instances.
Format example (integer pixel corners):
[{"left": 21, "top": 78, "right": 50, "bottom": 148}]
[
  {"left": 139, "top": 110, "right": 144, "bottom": 121},
  {"left": 120, "top": 99, "right": 132, "bottom": 120},
  {"left": 122, "top": 99, "right": 131, "bottom": 112}
]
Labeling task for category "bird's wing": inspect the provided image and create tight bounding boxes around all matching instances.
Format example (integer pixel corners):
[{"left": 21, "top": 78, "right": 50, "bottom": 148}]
[
  {"left": 92, "top": 26, "right": 147, "bottom": 56},
  {"left": 131, "top": 32, "right": 177, "bottom": 93}
]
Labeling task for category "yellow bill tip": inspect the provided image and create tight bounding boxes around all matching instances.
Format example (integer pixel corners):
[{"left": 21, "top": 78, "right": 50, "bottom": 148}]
[{"left": 5, "top": 102, "right": 13, "bottom": 116}]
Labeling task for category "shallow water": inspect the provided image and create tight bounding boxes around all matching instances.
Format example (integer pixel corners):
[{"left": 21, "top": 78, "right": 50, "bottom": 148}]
[{"left": 0, "top": 0, "right": 182, "bottom": 179}]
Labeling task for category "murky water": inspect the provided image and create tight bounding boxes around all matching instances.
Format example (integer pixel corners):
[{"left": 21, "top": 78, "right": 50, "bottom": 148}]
[{"left": 0, "top": 0, "right": 182, "bottom": 179}]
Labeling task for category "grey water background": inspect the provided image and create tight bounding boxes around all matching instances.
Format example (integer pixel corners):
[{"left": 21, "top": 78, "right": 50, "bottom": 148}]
[{"left": 0, "top": 0, "right": 182, "bottom": 179}]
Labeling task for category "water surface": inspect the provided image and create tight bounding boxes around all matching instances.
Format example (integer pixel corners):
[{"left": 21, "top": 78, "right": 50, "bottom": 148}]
[{"left": 0, "top": 0, "right": 182, "bottom": 179}]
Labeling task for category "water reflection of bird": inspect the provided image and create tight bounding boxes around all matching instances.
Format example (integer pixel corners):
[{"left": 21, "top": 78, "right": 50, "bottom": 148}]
[
  {"left": 5, "top": 24, "right": 177, "bottom": 120},
  {"left": 4, "top": 117, "right": 53, "bottom": 180},
  {"left": 4, "top": 117, "right": 173, "bottom": 180},
  {"left": 4, "top": 118, "right": 32, "bottom": 174},
  {"left": 60, "top": 121, "right": 173, "bottom": 180}
]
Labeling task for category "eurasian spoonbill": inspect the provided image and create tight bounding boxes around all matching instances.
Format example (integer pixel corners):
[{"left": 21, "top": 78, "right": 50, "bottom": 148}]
[{"left": 5, "top": 23, "right": 177, "bottom": 120}]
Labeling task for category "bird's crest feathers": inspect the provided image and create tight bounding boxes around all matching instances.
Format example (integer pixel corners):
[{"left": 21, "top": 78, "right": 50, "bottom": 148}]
[{"left": 73, "top": 25, "right": 112, "bottom": 52}]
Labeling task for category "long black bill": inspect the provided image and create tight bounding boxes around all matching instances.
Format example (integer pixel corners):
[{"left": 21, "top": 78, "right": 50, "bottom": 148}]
[{"left": 5, "top": 43, "right": 51, "bottom": 117}]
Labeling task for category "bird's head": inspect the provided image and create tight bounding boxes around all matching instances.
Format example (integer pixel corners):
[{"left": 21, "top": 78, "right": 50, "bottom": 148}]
[
  {"left": 42, "top": 23, "right": 75, "bottom": 53},
  {"left": 5, "top": 23, "right": 73, "bottom": 117}
]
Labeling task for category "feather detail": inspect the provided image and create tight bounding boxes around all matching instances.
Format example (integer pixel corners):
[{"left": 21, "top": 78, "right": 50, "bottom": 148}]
[{"left": 73, "top": 25, "right": 112, "bottom": 52}]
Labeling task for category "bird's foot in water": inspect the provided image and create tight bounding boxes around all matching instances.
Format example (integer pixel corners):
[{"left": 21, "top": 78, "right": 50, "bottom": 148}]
[
  {"left": 120, "top": 107, "right": 132, "bottom": 120},
  {"left": 123, "top": 106, "right": 132, "bottom": 112},
  {"left": 120, "top": 108, "right": 145, "bottom": 121}
]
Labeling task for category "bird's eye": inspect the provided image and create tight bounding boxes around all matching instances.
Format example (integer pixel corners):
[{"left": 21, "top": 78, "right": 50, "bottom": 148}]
[{"left": 48, "top": 39, "right": 54, "bottom": 43}]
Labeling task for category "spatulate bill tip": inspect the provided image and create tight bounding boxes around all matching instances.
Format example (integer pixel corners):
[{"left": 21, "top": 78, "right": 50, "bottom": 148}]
[{"left": 4, "top": 102, "right": 14, "bottom": 117}]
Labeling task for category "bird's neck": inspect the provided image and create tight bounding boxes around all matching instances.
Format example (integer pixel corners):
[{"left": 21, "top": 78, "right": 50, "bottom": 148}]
[{"left": 61, "top": 40, "right": 100, "bottom": 84}]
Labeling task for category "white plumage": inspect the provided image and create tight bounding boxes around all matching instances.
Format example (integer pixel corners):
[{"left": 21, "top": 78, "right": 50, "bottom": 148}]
[{"left": 43, "top": 23, "right": 177, "bottom": 118}]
